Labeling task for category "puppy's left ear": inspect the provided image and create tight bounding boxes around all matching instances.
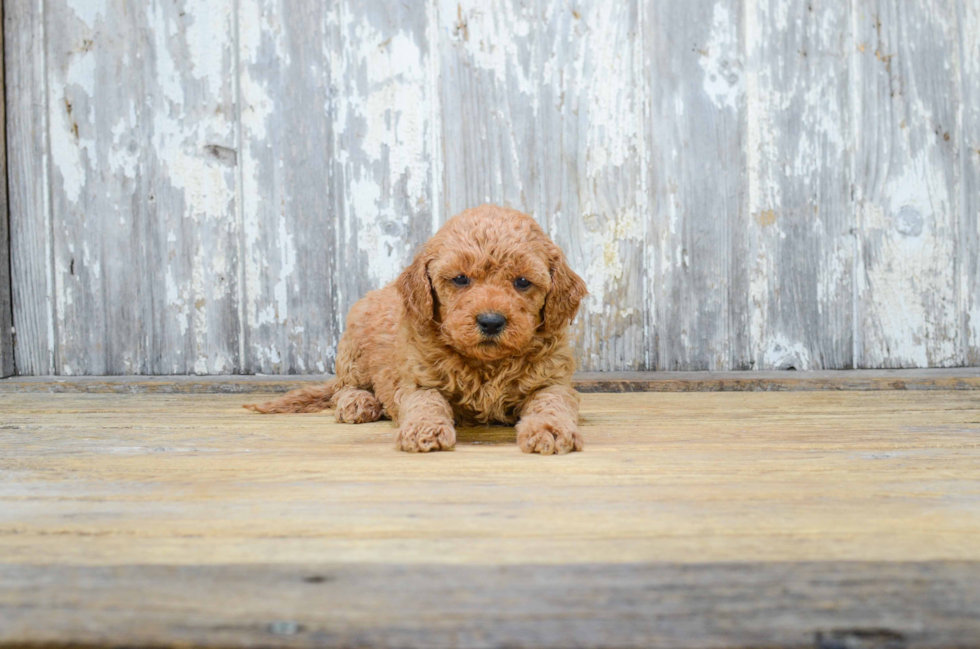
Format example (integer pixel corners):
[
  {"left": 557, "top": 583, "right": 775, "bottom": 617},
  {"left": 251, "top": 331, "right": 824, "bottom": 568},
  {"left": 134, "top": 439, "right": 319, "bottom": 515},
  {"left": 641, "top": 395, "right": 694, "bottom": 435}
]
[
  {"left": 396, "top": 248, "right": 436, "bottom": 328},
  {"left": 542, "top": 244, "right": 588, "bottom": 332}
]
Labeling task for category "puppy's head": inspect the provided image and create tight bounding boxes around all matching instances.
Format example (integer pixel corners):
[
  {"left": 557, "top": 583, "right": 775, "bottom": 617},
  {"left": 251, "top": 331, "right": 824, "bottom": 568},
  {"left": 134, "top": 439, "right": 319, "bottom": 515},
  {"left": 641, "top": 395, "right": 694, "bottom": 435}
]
[{"left": 397, "top": 205, "right": 587, "bottom": 361}]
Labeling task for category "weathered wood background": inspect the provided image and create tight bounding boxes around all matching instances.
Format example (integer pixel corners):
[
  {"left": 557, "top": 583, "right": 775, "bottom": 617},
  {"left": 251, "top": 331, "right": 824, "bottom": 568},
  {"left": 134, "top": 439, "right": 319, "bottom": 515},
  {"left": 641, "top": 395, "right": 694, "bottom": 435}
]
[{"left": 3, "top": 0, "right": 979, "bottom": 375}]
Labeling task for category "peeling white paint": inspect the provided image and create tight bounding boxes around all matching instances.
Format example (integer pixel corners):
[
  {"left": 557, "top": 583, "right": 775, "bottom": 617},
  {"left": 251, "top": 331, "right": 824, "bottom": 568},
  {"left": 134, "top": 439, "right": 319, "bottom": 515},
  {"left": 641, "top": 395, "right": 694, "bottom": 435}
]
[
  {"left": 446, "top": 0, "right": 536, "bottom": 102},
  {"left": 350, "top": 177, "right": 404, "bottom": 285},
  {"left": 273, "top": 214, "right": 296, "bottom": 325},
  {"left": 582, "top": 207, "right": 641, "bottom": 316},
  {"left": 763, "top": 334, "right": 811, "bottom": 370},
  {"left": 49, "top": 95, "right": 91, "bottom": 205},
  {"left": 333, "top": 10, "right": 434, "bottom": 288},
  {"left": 700, "top": 4, "right": 743, "bottom": 111},
  {"left": 582, "top": 3, "right": 639, "bottom": 180},
  {"left": 23, "top": 0, "right": 975, "bottom": 375},
  {"left": 66, "top": 0, "right": 106, "bottom": 28},
  {"left": 860, "top": 152, "right": 958, "bottom": 367},
  {"left": 184, "top": 1, "right": 234, "bottom": 92}
]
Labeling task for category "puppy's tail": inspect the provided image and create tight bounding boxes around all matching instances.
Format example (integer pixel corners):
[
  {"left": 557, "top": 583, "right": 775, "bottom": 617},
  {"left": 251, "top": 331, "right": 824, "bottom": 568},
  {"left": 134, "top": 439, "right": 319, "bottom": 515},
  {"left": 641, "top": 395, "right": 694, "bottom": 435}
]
[{"left": 243, "top": 379, "right": 339, "bottom": 414}]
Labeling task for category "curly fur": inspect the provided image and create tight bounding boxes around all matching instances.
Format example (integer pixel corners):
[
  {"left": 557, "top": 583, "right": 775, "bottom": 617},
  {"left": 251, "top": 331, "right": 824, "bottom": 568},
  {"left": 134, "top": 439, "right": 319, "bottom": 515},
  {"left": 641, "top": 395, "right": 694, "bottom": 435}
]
[{"left": 244, "top": 205, "right": 588, "bottom": 455}]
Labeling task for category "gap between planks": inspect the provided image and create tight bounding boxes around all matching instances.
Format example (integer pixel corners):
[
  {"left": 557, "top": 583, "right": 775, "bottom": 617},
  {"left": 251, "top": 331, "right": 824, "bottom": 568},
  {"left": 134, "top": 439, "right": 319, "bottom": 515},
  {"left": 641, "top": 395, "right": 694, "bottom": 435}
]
[{"left": 0, "top": 368, "right": 979, "bottom": 393}]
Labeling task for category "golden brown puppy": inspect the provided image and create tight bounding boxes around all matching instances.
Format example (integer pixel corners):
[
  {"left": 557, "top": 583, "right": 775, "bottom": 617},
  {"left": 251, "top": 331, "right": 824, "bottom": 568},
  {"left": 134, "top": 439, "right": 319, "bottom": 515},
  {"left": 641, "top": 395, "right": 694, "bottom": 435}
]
[{"left": 245, "top": 204, "right": 588, "bottom": 455}]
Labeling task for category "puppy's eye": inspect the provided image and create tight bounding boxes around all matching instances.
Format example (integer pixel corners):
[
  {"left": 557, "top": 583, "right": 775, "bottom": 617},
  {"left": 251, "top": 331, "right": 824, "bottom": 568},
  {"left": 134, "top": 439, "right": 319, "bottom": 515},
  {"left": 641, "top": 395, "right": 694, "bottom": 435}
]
[
  {"left": 513, "top": 277, "right": 532, "bottom": 291},
  {"left": 451, "top": 275, "right": 470, "bottom": 287}
]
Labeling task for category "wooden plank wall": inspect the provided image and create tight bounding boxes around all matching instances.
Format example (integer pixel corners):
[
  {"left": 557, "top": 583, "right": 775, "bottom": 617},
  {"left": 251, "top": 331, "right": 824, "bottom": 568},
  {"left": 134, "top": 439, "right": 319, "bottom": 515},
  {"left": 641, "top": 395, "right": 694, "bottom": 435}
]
[
  {"left": 3, "top": 0, "right": 978, "bottom": 375},
  {"left": 0, "top": 0, "right": 10, "bottom": 378}
]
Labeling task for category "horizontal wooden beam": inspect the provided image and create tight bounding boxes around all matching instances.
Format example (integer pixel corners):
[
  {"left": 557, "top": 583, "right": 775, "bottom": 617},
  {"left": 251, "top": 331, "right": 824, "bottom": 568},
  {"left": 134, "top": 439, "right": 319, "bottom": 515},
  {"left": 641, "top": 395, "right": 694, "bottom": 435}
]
[
  {"left": 1, "top": 562, "right": 978, "bottom": 649},
  {"left": 1, "top": 368, "right": 979, "bottom": 394}
]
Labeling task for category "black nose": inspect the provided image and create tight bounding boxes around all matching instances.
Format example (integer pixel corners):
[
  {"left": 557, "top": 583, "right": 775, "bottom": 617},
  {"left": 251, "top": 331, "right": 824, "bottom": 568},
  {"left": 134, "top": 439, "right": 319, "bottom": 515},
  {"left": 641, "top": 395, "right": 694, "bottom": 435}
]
[{"left": 476, "top": 312, "right": 507, "bottom": 336}]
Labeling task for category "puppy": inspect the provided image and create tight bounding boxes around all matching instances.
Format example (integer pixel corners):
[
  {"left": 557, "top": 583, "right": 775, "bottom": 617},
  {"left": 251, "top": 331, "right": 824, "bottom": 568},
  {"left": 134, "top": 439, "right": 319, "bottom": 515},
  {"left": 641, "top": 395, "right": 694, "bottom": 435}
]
[{"left": 245, "top": 204, "right": 588, "bottom": 455}]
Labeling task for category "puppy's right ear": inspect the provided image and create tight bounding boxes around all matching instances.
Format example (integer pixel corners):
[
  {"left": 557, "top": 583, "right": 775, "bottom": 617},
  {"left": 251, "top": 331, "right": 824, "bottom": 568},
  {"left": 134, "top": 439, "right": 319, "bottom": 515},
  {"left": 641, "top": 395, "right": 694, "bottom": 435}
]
[{"left": 396, "top": 248, "right": 435, "bottom": 328}]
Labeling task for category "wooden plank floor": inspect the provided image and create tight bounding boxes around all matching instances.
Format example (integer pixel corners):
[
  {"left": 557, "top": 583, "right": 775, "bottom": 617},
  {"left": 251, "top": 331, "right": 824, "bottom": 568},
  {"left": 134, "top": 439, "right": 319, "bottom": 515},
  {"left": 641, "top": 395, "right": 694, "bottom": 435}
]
[{"left": 2, "top": 387, "right": 980, "bottom": 648}]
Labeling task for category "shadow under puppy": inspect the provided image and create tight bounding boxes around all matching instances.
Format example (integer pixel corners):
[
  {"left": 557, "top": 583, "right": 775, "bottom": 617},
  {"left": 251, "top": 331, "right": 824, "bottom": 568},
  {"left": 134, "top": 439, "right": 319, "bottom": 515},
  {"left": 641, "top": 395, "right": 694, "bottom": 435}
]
[{"left": 245, "top": 204, "right": 588, "bottom": 455}]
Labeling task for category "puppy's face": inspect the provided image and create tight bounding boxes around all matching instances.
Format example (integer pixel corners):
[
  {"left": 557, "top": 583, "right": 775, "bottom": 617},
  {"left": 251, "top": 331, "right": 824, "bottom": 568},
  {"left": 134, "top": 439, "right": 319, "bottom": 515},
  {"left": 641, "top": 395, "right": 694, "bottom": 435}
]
[
  {"left": 397, "top": 206, "right": 588, "bottom": 361},
  {"left": 428, "top": 249, "right": 551, "bottom": 361}
]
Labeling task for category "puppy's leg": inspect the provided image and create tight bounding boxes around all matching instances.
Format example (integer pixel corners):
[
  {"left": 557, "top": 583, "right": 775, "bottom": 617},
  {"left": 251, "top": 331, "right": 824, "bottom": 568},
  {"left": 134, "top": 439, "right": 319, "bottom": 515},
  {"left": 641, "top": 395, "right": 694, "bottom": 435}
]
[
  {"left": 516, "top": 385, "right": 583, "bottom": 455},
  {"left": 394, "top": 389, "right": 456, "bottom": 452},
  {"left": 333, "top": 387, "right": 384, "bottom": 424}
]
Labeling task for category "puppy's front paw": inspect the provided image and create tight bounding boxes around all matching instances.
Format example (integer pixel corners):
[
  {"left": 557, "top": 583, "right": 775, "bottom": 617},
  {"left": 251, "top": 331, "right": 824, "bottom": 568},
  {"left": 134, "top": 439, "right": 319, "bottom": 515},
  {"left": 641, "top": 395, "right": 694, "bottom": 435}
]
[
  {"left": 395, "top": 419, "right": 456, "bottom": 453},
  {"left": 516, "top": 416, "right": 583, "bottom": 455},
  {"left": 334, "top": 390, "right": 383, "bottom": 424}
]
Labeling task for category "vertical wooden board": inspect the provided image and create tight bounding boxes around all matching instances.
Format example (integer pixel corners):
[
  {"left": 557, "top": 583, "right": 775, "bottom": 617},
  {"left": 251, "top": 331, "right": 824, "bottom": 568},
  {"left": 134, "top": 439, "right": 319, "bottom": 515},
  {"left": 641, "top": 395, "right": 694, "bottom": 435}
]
[
  {"left": 852, "top": 0, "right": 962, "bottom": 368},
  {"left": 237, "top": 0, "right": 337, "bottom": 374},
  {"left": 5, "top": 0, "right": 53, "bottom": 375},
  {"left": 44, "top": 0, "right": 240, "bottom": 375},
  {"left": 329, "top": 0, "right": 438, "bottom": 347},
  {"left": 960, "top": 0, "right": 980, "bottom": 365},
  {"left": 0, "top": 1, "right": 12, "bottom": 378},
  {"left": 0, "top": 194, "right": 10, "bottom": 378},
  {"left": 440, "top": 0, "right": 647, "bottom": 371},
  {"left": 141, "top": 0, "right": 241, "bottom": 374},
  {"left": 44, "top": 0, "right": 141, "bottom": 375},
  {"left": 437, "top": 0, "right": 539, "bottom": 216},
  {"left": 645, "top": 0, "right": 750, "bottom": 370},
  {"left": 538, "top": 1, "right": 647, "bottom": 371},
  {"left": 744, "top": 0, "right": 853, "bottom": 369}
]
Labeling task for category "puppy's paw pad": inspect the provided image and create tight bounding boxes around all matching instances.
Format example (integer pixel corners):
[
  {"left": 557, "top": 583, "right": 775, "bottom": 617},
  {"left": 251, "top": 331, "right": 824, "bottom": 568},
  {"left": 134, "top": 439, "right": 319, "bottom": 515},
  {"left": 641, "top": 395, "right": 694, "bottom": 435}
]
[
  {"left": 395, "top": 420, "right": 456, "bottom": 453},
  {"left": 516, "top": 417, "right": 583, "bottom": 455},
  {"left": 334, "top": 392, "right": 383, "bottom": 424}
]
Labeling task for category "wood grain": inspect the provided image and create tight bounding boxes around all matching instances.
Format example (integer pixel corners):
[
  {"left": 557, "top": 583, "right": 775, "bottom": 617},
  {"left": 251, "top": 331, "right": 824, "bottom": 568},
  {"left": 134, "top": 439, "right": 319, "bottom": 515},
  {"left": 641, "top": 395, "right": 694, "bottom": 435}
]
[
  {"left": 139, "top": 0, "right": 242, "bottom": 374},
  {"left": 961, "top": 0, "right": 980, "bottom": 365},
  {"left": 39, "top": 0, "right": 242, "bottom": 375},
  {"left": 4, "top": 1, "right": 978, "bottom": 375},
  {"left": 852, "top": 0, "right": 963, "bottom": 368},
  {"left": 331, "top": 0, "right": 437, "bottom": 333},
  {"left": 237, "top": 0, "right": 337, "bottom": 374},
  {"left": 1, "top": 391, "right": 978, "bottom": 566},
  {"left": 44, "top": 0, "right": 144, "bottom": 375},
  {"left": 746, "top": 0, "right": 853, "bottom": 370},
  {"left": 2, "top": 369, "right": 980, "bottom": 394},
  {"left": 440, "top": 0, "right": 647, "bottom": 371},
  {"left": 2, "top": 562, "right": 978, "bottom": 649},
  {"left": 5, "top": 0, "right": 53, "bottom": 375},
  {"left": 1, "top": 390, "right": 979, "bottom": 647},
  {"left": 645, "top": 0, "right": 749, "bottom": 371},
  {"left": 0, "top": 0, "right": 12, "bottom": 379}
]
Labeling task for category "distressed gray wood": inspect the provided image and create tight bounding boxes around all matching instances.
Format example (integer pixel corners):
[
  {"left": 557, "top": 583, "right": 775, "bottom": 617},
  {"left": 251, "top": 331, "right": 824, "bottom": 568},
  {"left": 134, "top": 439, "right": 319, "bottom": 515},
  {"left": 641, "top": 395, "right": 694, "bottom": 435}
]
[
  {"left": 645, "top": 0, "right": 750, "bottom": 371},
  {"left": 961, "top": 0, "right": 980, "bottom": 365},
  {"left": 139, "top": 0, "right": 242, "bottom": 374},
  {"left": 852, "top": 0, "right": 963, "bottom": 369},
  {"left": 330, "top": 0, "right": 438, "bottom": 336},
  {"left": 5, "top": 0, "right": 53, "bottom": 375},
  {"left": 0, "top": 2, "right": 12, "bottom": 379},
  {"left": 39, "top": 0, "right": 241, "bottom": 375},
  {"left": 44, "top": 0, "right": 143, "bottom": 376},
  {"left": 4, "top": 0, "right": 979, "bottom": 375},
  {"left": 745, "top": 0, "right": 853, "bottom": 370},
  {"left": 440, "top": 0, "right": 647, "bottom": 371},
  {"left": 237, "top": 0, "right": 338, "bottom": 374},
  {"left": 2, "top": 562, "right": 980, "bottom": 648}
]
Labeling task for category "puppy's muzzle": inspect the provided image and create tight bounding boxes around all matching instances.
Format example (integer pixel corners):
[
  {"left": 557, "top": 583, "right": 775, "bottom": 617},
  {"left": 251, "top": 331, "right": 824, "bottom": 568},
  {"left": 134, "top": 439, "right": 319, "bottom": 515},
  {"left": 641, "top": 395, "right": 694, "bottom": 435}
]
[{"left": 476, "top": 312, "right": 507, "bottom": 337}]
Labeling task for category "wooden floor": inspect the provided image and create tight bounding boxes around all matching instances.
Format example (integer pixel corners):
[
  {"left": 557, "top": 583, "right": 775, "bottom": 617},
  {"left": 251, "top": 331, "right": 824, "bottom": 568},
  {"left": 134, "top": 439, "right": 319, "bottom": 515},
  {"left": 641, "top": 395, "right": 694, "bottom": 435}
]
[{"left": 2, "top": 383, "right": 980, "bottom": 648}]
